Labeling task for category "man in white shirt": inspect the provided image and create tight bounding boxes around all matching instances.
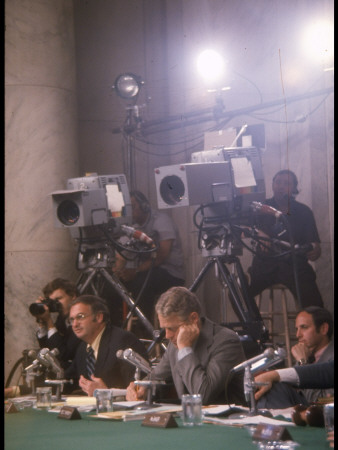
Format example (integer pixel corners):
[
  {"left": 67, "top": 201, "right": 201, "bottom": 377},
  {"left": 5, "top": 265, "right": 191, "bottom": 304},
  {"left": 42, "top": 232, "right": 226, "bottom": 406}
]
[{"left": 254, "top": 306, "right": 333, "bottom": 408}]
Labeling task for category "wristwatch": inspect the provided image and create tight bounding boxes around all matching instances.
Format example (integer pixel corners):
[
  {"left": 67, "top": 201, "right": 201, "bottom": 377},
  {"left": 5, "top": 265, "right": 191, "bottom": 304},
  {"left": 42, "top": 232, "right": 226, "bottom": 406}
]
[{"left": 297, "top": 358, "right": 307, "bottom": 365}]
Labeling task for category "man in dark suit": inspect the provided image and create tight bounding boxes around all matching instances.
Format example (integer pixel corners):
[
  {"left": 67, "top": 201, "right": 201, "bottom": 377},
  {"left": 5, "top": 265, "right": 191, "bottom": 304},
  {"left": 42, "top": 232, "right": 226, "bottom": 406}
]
[
  {"left": 65, "top": 295, "right": 148, "bottom": 396},
  {"left": 33, "top": 278, "right": 81, "bottom": 370}
]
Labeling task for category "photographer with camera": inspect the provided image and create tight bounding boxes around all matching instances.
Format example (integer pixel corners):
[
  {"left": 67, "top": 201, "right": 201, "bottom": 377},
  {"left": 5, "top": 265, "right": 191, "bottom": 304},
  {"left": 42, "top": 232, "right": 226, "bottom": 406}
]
[{"left": 30, "top": 278, "right": 82, "bottom": 370}]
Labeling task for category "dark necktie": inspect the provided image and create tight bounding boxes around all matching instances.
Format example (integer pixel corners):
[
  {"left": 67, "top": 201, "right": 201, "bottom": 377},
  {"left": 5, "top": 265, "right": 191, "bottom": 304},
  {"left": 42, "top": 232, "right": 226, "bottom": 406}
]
[
  {"left": 86, "top": 346, "right": 96, "bottom": 378},
  {"left": 307, "top": 354, "right": 315, "bottom": 364}
]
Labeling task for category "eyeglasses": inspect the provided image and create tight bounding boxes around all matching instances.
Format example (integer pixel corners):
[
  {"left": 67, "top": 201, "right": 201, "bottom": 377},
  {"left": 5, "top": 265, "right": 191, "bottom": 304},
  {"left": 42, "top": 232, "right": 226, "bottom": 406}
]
[{"left": 69, "top": 313, "right": 94, "bottom": 324}]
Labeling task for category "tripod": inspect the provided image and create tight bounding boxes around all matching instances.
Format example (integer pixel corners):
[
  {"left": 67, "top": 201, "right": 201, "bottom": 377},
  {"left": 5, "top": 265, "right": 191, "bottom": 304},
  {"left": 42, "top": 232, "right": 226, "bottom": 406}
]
[{"left": 189, "top": 220, "right": 269, "bottom": 345}]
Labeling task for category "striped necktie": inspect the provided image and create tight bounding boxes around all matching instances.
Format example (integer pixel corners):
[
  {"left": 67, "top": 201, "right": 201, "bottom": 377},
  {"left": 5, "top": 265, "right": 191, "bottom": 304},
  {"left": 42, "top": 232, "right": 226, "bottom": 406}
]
[{"left": 86, "top": 346, "right": 96, "bottom": 378}]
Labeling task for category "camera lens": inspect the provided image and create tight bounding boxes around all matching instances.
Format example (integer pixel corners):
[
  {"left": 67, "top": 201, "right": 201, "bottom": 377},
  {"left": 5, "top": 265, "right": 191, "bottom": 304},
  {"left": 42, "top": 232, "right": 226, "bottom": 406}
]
[
  {"left": 57, "top": 200, "right": 80, "bottom": 226},
  {"left": 29, "top": 303, "right": 46, "bottom": 316},
  {"left": 160, "top": 175, "right": 185, "bottom": 206}
]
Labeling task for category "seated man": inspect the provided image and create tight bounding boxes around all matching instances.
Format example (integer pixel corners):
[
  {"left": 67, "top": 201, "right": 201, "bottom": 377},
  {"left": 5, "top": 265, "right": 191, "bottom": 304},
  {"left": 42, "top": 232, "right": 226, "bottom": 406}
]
[
  {"left": 248, "top": 169, "right": 323, "bottom": 308},
  {"left": 126, "top": 286, "right": 246, "bottom": 405},
  {"left": 5, "top": 278, "right": 81, "bottom": 398},
  {"left": 32, "top": 278, "right": 81, "bottom": 369},
  {"left": 254, "top": 360, "right": 334, "bottom": 403},
  {"left": 255, "top": 306, "right": 334, "bottom": 408},
  {"left": 65, "top": 295, "right": 148, "bottom": 396}
]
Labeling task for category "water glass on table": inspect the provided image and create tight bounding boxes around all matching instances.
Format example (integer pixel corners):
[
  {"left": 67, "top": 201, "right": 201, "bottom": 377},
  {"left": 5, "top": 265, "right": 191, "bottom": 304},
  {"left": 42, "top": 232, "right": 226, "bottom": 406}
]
[{"left": 181, "top": 394, "right": 203, "bottom": 426}]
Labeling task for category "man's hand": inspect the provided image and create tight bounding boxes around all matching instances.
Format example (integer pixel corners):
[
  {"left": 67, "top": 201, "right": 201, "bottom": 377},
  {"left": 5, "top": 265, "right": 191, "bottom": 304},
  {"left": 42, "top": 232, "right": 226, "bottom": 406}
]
[
  {"left": 307, "top": 242, "right": 321, "bottom": 262},
  {"left": 177, "top": 322, "right": 200, "bottom": 350},
  {"left": 126, "top": 381, "right": 146, "bottom": 401},
  {"left": 255, "top": 229, "right": 272, "bottom": 253},
  {"left": 291, "top": 342, "right": 312, "bottom": 363},
  {"left": 79, "top": 375, "right": 107, "bottom": 396},
  {"left": 254, "top": 370, "right": 280, "bottom": 401}
]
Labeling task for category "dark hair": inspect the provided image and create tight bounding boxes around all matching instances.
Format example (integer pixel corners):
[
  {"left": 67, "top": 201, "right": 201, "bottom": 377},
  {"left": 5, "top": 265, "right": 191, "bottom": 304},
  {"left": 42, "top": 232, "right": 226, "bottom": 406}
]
[
  {"left": 272, "top": 170, "right": 299, "bottom": 196},
  {"left": 43, "top": 278, "right": 79, "bottom": 298},
  {"left": 155, "top": 286, "right": 202, "bottom": 320},
  {"left": 300, "top": 306, "right": 333, "bottom": 339},
  {"left": 130, "top": 190, "right": 151, "bottom": 214},
  {"left": 70, "top": 295, "right": 110, "bottom": 324}
]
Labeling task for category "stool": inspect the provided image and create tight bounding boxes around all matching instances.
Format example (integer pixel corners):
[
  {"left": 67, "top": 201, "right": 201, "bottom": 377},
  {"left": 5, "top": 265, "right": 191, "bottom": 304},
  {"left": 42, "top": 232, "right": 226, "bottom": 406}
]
[{"left": 256, "top": 284, "right": 298, "bottom": 367}]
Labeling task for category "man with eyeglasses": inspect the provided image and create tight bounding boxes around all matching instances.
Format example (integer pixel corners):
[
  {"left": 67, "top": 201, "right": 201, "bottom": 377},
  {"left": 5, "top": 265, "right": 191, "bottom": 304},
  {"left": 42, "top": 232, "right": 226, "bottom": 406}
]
[
  {"left": 126, "top": 286, "right": 246, "bottom": 405},
  {"left": 65, "top": 295, "right": 148, "bottom": 396}
]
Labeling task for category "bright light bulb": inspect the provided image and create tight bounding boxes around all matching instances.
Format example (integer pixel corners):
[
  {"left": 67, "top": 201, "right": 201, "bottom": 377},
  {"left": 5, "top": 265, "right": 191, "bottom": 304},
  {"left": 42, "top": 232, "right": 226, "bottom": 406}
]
[
  {"left": 197, "top": 49, "right": 225, "bottom": 83},
  {"left": 301, "top": 20, "right": 334, "bottom": 64}
]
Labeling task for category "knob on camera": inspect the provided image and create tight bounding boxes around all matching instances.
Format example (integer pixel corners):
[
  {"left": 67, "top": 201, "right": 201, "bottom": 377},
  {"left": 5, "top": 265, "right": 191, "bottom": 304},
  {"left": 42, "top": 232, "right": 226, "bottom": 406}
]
[{"left": 29, "top": 298, "right": 61, "bottom": 316}]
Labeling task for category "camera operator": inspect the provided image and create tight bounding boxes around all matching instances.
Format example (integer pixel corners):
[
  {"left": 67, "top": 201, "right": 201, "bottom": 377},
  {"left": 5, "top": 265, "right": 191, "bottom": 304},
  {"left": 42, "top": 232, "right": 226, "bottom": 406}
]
[
  {"left": 248, "top": 170, "right": 323, "bottom": 308},
  {"left": 112, "top": 190, "right": 185, "bottom": 336},
  {"left": 30, "top": 278, "right": 81, "bottom": 370}
]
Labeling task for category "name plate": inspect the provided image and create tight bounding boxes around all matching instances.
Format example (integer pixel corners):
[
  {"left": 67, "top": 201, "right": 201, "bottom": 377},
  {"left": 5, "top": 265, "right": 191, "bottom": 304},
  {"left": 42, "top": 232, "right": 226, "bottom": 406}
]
[
  {"left": 142, "top": 413, "right": 178, "bottom": 428},
  {"left": 5, "top": 402, "right": 19, "bottom": 414},
  {"left": 253, "top": 423, "right": 293, "bottom": 442},
  {"left": 58, "top": 406, "right": 81, "bottom": 420}
]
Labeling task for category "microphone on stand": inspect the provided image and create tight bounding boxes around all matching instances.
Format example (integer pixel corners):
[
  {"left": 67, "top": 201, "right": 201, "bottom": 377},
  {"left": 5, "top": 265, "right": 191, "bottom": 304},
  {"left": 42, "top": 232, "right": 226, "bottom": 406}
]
[
  {"left": 40, "top": 348, "right": 64, "bottom": 377},
  {"left": 251, "top": 201, "right": 283, "bottom": 218},
  {"left": 116, "top": 348, "right": 152, "bottom": 374},
  {"left": 231, "top": 347, "right": 275, "bottom": 373},
  {"left": 121, "top": 225, "right": 155, "bottom": 247},
  {"left": 24, "top": 349, "right": 51, "bottom": 372}
]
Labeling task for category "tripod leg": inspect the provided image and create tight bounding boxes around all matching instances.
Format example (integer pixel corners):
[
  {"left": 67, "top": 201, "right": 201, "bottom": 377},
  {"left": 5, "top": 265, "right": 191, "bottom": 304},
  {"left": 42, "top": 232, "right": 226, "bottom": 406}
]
[
  {"left": 99, "top": 268, "right": 154, "bottom": 337},
  {"left": 216, "top": 258, "right": 268, "bottom": 342},
  {"left": 189, "top": 259, "right": 216, "bottom": 292},
  {"left": 76, "top": 269, "right": 99, "bottom": 294}
]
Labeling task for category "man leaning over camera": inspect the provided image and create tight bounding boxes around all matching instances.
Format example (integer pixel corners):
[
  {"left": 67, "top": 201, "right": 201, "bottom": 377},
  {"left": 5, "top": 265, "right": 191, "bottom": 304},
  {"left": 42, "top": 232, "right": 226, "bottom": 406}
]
[{"left": 32, "top": 278, "right": 82, "bottom": 370}]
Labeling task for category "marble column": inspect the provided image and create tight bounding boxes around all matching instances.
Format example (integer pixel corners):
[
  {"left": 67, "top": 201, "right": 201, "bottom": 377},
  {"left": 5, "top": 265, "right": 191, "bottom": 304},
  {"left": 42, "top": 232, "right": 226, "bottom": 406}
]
[{"left": 5, "top": 0, "right": 79, "bottom": 382}]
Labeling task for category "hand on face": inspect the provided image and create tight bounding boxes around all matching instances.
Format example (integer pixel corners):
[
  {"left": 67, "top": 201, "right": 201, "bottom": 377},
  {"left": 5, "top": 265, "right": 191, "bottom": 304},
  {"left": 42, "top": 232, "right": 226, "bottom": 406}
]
[
  {"left": 176, "top": 322, "right": 200, "bottom": 350},
  {"left": 291, "top": 342, "right": 312, "bottom": 362}
]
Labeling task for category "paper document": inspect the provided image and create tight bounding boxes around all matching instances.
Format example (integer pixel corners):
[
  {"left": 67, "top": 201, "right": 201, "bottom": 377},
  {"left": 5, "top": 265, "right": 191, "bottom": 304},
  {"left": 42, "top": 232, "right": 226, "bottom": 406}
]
[{"left": 204, "top": 414, "right": 295, "bottom": 427}]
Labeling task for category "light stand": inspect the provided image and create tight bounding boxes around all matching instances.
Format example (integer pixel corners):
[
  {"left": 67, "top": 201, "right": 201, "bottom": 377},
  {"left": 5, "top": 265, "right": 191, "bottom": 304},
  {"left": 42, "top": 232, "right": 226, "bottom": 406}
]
[{"left": 112, "top": 73, "right": 144, "bottom": 189}]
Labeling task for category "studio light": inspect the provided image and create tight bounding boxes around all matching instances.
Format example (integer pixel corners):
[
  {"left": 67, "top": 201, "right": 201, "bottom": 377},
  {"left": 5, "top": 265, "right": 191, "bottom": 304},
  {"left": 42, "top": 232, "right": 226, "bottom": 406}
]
[
  {"left": 301, "top": 20, "right": 334, "bottom": 65},
  {"left": 197, "top": 49, "right": 226, "bottom": 84},
  {"left": 112, "top": 73, "right": 144, "bottom": 100}
]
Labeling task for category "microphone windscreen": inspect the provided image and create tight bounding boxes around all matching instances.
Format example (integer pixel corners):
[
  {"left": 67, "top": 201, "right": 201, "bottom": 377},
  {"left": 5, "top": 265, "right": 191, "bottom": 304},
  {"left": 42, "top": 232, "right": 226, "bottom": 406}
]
[{"left": 116, "top": 349, "right": 124, "bottom": 359}]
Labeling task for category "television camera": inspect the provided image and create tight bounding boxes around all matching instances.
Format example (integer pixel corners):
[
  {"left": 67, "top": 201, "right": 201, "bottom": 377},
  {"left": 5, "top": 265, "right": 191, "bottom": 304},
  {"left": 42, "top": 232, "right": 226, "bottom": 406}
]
[
  {"left": 154, "top": 146, "right": 265, "bottom": 258},
  {"left": 50, "top": 173, "right": 164, "bottom": 345},
  {"left": 154, "top": 146, "right": 270, "bottom": 347},
  {"left": 50, "top": 174, "right": 133, "bottom": 270}
]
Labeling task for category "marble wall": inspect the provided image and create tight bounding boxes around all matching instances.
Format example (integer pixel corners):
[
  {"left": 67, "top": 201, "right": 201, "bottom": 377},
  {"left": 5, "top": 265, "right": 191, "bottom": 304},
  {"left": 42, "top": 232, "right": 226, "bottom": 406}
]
[{"left": 5, "top": 0, "right": 79, "bottom": 380}]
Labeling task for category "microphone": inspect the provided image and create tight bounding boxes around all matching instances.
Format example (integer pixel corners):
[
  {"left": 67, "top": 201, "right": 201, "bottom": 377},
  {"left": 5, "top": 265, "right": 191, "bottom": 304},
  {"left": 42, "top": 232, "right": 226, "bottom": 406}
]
[
  {"left": 24, "top": 348, "right": 52, "bottom": 372},
  {"left": 116, "top": 348, "right": 152, "bottom": 374},
  {"left": 250, "top": 347, "right": 286, "bottom": 375},
  {"left": 121, "top": 225, "right": 154, "bottom": 247},
  {"left": 251, "top": 201, "right": 283, "bottom": 218},
  {"left": 231, "top": 347, "right": 275, "bottom": 373},
  {"left": 40, "top": 348, "right": 64, "bottom": 377},
  {"left": 116, "top": 349, "right": 124, "bottom": 360}
]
